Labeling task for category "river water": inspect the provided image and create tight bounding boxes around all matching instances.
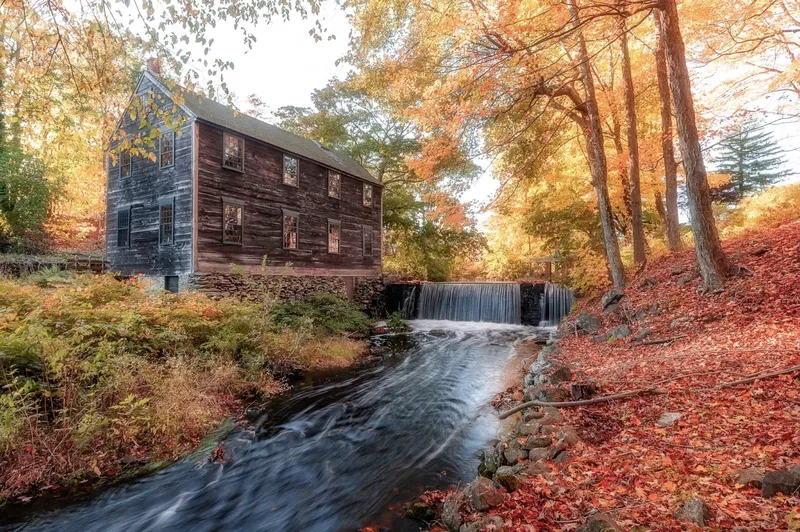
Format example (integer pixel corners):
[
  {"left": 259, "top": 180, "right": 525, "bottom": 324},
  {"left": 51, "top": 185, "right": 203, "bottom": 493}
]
[{"left": 5, "top": 321, "right": 542, "bottom": 532}]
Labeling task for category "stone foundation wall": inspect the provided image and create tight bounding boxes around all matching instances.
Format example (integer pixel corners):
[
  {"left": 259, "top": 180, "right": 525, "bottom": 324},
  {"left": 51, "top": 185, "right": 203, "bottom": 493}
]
[{"left": 189, "top": 272, "right": 385, "bottom": 314}]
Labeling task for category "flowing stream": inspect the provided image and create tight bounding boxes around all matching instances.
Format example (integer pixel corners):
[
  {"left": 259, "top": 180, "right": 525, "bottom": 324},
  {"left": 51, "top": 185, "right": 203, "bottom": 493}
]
[{"left": 4, "top": 321, "right": 543, "bottom": 532}]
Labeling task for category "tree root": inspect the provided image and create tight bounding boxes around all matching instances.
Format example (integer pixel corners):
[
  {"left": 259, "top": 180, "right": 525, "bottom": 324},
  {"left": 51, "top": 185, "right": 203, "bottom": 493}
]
[
  {"left": 497, "top": 389, "right": 666, "bottom": 419},
  {"left": 499, "top": 364, "right": 800, "bottom": 420}
]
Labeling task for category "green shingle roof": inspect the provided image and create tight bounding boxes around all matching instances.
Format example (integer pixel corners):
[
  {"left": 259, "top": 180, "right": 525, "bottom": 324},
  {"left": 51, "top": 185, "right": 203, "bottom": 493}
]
[{"left": 171, "top": 79, "right": 380, "bottom": 186}]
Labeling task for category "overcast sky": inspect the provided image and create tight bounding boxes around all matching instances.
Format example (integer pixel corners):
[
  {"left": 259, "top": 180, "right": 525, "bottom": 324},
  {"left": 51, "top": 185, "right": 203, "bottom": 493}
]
[{"left": 192, "top": 10, "right": 798, "bottom": 221}]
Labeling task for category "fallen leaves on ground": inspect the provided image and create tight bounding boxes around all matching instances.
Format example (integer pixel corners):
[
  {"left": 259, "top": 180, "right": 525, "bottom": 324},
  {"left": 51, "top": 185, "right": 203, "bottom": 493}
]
[{"left": 483, "top": 221, "right": 800, "bottom": 530}]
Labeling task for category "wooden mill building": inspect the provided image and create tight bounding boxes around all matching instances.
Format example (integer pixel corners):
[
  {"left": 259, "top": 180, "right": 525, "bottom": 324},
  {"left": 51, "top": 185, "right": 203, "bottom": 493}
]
[{"left": 105, "top": 69, "right": 383, "bottom": 304}]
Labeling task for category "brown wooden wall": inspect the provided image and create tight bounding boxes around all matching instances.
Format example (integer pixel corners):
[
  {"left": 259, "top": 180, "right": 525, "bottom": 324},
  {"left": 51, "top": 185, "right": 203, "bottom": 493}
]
[{"left": 195, "top": 121, "right": 383, "bottom": 275}]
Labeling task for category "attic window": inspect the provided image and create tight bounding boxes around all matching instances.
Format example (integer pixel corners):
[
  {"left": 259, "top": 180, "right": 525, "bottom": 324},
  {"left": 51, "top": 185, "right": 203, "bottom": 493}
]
[
  {"left": 283, "top": 155, "right": 299, "bottom": 187},
  {"left": 363, "top": 183, "right": 373, "bottom": 207},
  {"left": 120, "top": 149, "right": 131, "bottom": 178},
  {"left": 223, "top": 133, "right": 244, "bottom": 171},
  {"left": 328, "top": 171, "right": 341, "bottom": 199},
  {"left": 160, "top": 131, "right": 174, "bottom": 169}
]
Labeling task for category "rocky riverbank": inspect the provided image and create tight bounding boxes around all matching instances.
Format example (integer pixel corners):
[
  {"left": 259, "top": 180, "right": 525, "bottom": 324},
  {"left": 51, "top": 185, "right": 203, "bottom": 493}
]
[{"left": 405, "top": 221, "right": 800, "bottom": 531}]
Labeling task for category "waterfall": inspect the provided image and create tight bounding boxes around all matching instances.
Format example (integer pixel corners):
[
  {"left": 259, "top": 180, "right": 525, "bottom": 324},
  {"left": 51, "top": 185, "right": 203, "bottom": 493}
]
[
  {"left": 417, "top": 283, "right": 521, "bottom": 324},
  {"left": 400, "top": 286, "right": 418, "bottom": 319},
  {"left": 538, "top": 283, "right": 574, "bottom": 326}
]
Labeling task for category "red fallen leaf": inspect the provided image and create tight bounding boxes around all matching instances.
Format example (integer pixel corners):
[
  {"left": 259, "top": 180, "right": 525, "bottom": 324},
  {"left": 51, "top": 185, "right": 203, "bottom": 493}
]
[{"left": 209, "top": 446, "right": 225, "bottom": 463}]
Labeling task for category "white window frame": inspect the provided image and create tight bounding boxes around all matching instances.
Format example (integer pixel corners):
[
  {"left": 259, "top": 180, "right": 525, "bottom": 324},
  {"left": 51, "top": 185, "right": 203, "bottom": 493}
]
[
  {"left": 328, "top": 219, "right": 341, "bottom": 254},
  {"left": 363, "top": 183, "right": 373, "bottom": 207},
  {"left": 222, "top": 132, "right": 244, "bottom": 172},
  {"left": 159, "top": 131, "right": 175, "bottom": 169},
  {"left": 328, "top": 171, "right": 341, "bottom": 199},
  {"left": 283, "top": 155, "right": 299, "bottom": 187},
  {"left": 282, "top": 209, "right": 300, "bottom": 249}
]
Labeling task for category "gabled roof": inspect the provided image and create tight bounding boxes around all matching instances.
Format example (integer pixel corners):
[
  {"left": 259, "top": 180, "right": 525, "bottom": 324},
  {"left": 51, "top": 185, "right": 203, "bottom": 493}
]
[{"left": 143, "top": 71, "right": 380, "bottom": 186}]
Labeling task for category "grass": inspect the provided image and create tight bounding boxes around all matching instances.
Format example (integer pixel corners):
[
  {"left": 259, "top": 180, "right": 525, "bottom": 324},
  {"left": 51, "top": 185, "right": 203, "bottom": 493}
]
[{"left": 0, "top": 271, "right": 372, "bottom": 501}]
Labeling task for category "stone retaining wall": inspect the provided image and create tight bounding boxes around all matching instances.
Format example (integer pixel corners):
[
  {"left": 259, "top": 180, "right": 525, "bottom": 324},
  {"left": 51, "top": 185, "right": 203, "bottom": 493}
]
[{"left": 189, "top": 272, "right": 385, "bottom": 315}]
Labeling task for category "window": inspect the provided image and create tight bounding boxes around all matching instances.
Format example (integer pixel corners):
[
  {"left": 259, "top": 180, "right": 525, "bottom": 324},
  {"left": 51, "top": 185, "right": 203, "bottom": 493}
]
[
  {"left": 160, "top": 131, "right": 175, "bottom": 168},
  {"left": 223, "top": 133, "right": 244, "bottom": 171},
  {"left": 159, "top": 199, "right": 174, "bottom": 245},
  {"left": 165, "top": 276, "right": 179, "bottom": 293},
  {"left": 363, "top": 183, "right": 373, "bottom": 207},
  {"left": 328, "top": 220, "right": 341, "bottom": 254},
  {"left": 222, "top": 200, "right": 243, "bottom": 244},
  {"left": 282, "top": 210, "right": 299, "bottom": 249},
  {"left": 283, "top": 155, "right": 299, "bottom": 187},
  {"left": 120, "top": 149, "right": 131, "bottom": 178},
  {"left": 363, "top": 225, "right": 373, "bottom": 256},
  {"left": 117, "top": 208, "right": 131, "bottom": 248},
  {"left": 328, "top": 171, "right": 341, "bottom": 199}
]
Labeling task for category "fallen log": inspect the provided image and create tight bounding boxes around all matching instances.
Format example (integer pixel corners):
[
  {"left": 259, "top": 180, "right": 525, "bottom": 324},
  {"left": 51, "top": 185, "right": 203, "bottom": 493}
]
[
  {"left": 639, "top": 335, "right": 688, "bottom": 346},
  {"left": 716, "top": 364, "right": 800, "bottom": 389},
  {"left": 497, "top": 388, "right": 666, "bottom": 419}
]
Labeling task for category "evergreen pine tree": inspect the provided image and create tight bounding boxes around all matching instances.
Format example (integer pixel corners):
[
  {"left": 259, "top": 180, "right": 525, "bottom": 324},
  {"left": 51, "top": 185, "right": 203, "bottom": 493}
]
[{"left": 713, "top": 120, "right": 791, "bottom": 202}]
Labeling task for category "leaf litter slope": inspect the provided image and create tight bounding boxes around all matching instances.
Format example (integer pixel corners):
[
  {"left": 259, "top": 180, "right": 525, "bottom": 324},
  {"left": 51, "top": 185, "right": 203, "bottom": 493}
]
[{"left": 488, "top": 220, "right": 800, "bottom": 530}]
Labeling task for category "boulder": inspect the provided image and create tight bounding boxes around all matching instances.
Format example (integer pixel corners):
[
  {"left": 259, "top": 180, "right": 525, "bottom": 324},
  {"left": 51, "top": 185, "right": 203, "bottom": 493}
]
[
  {"left": 542, "top": 407, "right": 564, "bottom": 422},
  {"left": 557, "top": 426, "right": 580, "bottom": 446},
  {"left": 517, "top": 421, "right": 540, "bottom": 436},
  {"left": 576, "top": 513, "right": 621, "bottom": 532},
  {"left": 571, "top": 383, "right": 596, "bottom": 400},
  {"left": 468, "top": 476, "right": 504, "bottom": 511},
  {"left": 478, "top": 446, "right": 503, "bottom": 478},
  {"left": 459, "top": 515, "right": 505, "bottom": 532},
  {"left": 656, "top": 412, "right": 683, "bottom": 428},
  {"left": 633, "top": 327, "right": 652, "bottom": 341},
  {"left": 524, "top": 386, "right": 571, "bottom": 403},
  {"left": 762, "top": 468, "right": 800, "bottom": 497},
  {"left": 601, "top": 288, "right": 626, "bottom": 312},
  {"left": 576, "top": 312, "right": 602, "bottom": 334},
  {"left": 406, "top": 500, "right": 437, "bottom": 521},
  {"left": 638, "top": 278, "right": 657, "bottom": 290},
  {"left": 676, "top": 273, "right": 699, "bottom": 286},
  {"left": 524, "top": 461, "right": 551, "bottom": 476},
  {"left": 674, "top": 497, "right": 711, "bottom": 526},
  {"left": 442, "top": 491, "right": 466, "bottom": 531},
  {"left": 671, "top": 265, "right": 687, "bottom": 276},
  {"left": 608, "top": 324, "right": 632, "bottom": 339},
  {"left": 521, "top": 435, "right": 552, "bottom": 450},
  {"left": 549, "top": 439, "right": 568, "bottom": 461},
  {"left": 494, "top": 463, "right": 526, "bottom": 491},
  {"left": 732, "top": 467, "right": 764, "bottom": 489},
  {"left": 502, "top": 440, "right": 528, "bottom": 464},
  {"left": 527, "top": 448, "right": 550, "bottom": 462},
  {"left": 750, "top": 245, "right": 770, "bottom": 256},
  {"left": 523, "top": 409, "right": 544, "bottom": 422},
  {"left": 429, "top": 329, "right": 449, "bottom": 337},
  {"left": 531, "top": 363, "right": 573, "bottom": 386}
]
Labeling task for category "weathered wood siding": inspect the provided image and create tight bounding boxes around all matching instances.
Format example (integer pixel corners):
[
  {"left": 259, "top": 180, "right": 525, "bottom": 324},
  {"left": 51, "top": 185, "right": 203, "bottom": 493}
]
[
  {"left": 195, "top": 122, "right": 382, "bottom": 275},
  {"left": 105, "top": 75, "right": 194, "bottom": 276}
]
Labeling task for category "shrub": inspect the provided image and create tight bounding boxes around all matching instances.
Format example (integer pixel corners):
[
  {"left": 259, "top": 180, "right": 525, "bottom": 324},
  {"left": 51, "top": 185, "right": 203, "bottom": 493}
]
[
  {"left": 268, "top": 293, "right": 373, "bottom": 336},
  {"left": 719, "top": 182, "right": 800, "bottom": 238},
  {"left": 0, "top": 273, "right": 368, "bottom": 495},
  {"left": 386, "top": 312, "right": 410, "bottom": 333}
]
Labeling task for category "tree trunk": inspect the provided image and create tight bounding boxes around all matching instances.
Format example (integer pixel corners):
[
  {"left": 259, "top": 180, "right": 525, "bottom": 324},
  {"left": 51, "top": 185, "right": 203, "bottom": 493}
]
[
  {"left": 654, "top": 11, "right": 683, "bottom": 251},
  {"left": 568, "top": 0, "right": 625, "bottom": 288},
  {"left": 654, "top": 191, "right": 669, "bottom": 239},
  {"left": 609, "top": 112, "right": 632, "bottom": 235},
  {"left": 659, "top": 0, "right": 728, "bottom": 291},
  {"left": 619, "top": 15, "right": 646, "bottom": 264}
]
